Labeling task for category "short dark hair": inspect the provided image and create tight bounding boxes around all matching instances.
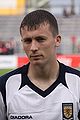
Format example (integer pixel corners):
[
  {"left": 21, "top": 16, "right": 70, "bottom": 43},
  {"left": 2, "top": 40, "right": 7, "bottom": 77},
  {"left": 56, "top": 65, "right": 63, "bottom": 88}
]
[{"left": 20, "top": 9, "right": 59, "bottom": 37}]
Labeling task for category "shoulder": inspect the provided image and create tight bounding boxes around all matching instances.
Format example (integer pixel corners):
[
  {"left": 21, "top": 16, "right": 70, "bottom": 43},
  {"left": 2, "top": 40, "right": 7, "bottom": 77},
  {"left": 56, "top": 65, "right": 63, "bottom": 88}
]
[
  {"left": 0, "top": 64, "right": 29, "bottom": 90},
  {"left": 60, "top": 62, "right": 80, "bottom": 94},
  {"left": 0, "top": 64, "right": 29, "bottom": 106},
  {"left": 59, "top": 62, "right": 80, "bottom": 77},
  {"left": 59, "top": 62, "right": 80, "bottom": 96},
  {"left": 59, "top": 62, "right": 80, "bottom": 88}
]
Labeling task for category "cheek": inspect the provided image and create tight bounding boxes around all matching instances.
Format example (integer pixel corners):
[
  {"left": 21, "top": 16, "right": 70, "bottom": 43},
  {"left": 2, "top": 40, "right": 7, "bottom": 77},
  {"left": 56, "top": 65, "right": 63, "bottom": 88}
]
[
  {"left": 41, "top": 41, "right": 53, "bottom": 49},
  {"left": 23, "top": 45, "right": 30, "bottom": 54},
  {"left": 43, "top": 41, "right": 54, "bottom": 51},
  {"left": 45, "top": 43, "right": 55, "bottom": 55}
]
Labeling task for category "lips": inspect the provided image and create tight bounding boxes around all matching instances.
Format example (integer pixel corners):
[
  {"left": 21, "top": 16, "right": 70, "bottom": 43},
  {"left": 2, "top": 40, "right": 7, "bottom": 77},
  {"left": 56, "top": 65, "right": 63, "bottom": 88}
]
[{"left": 30, "top": 54, "right": 42, "bottom": 59}]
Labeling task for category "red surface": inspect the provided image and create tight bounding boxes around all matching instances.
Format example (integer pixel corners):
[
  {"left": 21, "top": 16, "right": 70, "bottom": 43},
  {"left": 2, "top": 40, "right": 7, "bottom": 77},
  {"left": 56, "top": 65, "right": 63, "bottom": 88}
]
[{"left": 17, "top": 55, "right": 80, "bottom": 68}]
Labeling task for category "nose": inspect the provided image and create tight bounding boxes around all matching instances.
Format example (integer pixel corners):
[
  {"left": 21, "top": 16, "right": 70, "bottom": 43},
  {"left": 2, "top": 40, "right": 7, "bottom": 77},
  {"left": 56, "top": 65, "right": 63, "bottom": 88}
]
[{"left": 30, "top": 40, "right": 38, "bottom": 51}]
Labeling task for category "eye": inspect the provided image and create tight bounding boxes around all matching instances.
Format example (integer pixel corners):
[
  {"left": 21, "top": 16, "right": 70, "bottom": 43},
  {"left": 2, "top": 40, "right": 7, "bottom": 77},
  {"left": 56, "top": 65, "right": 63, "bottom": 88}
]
[
  {"left": 22, "top": 38, "right": 32, "bottom": 44},
  {"left": 35, "top": 36, "right": 47, "bottom": 42}
]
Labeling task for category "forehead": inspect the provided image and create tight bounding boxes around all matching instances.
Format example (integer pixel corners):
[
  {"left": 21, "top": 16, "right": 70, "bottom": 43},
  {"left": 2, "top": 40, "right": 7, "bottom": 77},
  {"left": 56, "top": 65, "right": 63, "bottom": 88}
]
[
  {"left": 21, "top": 23, "right": 52, "bottom": 37},
  {"left": 21, "top": 24, "right": 52, "bottom": 39}
]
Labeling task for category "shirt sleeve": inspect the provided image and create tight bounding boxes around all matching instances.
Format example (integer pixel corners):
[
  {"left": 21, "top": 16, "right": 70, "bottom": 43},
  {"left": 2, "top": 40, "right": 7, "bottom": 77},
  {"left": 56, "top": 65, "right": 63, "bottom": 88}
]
[{"left": 0, "top": 92, "right": 7, "bottom": 120}]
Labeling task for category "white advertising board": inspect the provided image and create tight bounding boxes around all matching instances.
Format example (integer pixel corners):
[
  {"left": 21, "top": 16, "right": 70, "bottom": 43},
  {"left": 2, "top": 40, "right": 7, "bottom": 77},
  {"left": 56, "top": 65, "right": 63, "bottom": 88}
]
[{"left": 0, "top": 55, "right": 17, "bottom": 69}]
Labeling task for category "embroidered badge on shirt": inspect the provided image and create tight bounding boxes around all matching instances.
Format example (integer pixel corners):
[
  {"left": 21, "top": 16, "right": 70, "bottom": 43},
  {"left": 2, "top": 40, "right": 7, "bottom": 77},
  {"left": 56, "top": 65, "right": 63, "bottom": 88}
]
[{"left": 62, "top": 103, "right": 73, "bottom": 120}]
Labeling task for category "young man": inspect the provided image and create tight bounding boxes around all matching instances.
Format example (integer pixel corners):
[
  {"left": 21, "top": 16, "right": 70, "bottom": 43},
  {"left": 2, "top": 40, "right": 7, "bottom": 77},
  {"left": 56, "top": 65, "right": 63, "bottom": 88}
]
[{"left": 0, "top": 9, "right": 80, "bottom": 120}]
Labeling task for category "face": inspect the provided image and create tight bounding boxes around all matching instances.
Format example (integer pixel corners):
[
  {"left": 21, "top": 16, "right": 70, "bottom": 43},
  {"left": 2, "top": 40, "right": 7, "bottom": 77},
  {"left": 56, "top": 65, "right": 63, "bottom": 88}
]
[{"left": 21, "top": 23, "right": 61, "bottom": 65}]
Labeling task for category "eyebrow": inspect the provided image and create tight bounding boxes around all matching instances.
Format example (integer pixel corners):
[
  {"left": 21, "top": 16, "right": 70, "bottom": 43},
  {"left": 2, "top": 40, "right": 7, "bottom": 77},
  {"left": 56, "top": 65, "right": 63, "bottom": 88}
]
[
  {"left": 34, "top": 36, "right": 47, "bottom": 39},
  {"left": 22, "top": 35, "right": 47, "bottom": 41}
]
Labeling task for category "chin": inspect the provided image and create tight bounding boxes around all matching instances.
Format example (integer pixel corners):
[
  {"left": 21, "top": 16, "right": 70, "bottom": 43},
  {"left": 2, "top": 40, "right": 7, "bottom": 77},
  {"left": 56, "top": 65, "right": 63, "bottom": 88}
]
[{"left": 30, "top": 60, "right": 44, "bottom": 65}]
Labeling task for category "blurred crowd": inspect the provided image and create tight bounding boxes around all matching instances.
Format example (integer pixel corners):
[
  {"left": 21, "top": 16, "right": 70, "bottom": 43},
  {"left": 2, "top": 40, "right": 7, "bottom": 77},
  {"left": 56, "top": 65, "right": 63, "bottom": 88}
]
[{"left": 0, "top": 38, "right": 15, "bottom": 55}]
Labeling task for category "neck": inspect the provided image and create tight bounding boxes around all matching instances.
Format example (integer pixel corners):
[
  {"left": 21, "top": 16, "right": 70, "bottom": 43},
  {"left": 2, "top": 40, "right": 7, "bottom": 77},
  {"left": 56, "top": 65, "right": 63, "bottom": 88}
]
[{"left": 28, "top": 60, "right": 59, "bottom": 81}]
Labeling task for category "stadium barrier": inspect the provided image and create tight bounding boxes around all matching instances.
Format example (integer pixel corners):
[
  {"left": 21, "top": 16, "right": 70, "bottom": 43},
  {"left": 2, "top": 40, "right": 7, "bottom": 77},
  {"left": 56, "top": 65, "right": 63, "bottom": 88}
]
[
  {"left": 0, "top": 55, "right": 80, "bottom": 69},
  {"left": 0, "top": 55, "right": 17, "bottom": 69},
  {"left": 57, "top": 55, "right": 80, "bottom": 68}
]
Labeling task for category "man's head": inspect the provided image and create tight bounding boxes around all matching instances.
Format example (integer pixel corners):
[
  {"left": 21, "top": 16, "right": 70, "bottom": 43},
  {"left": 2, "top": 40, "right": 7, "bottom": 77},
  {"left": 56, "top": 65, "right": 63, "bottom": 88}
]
[
  {"left": 20, "top": 9, "right": 61, "bottom": 65},
  {"left": 20, "top": 9, "right": 59, "bottom": 37}
]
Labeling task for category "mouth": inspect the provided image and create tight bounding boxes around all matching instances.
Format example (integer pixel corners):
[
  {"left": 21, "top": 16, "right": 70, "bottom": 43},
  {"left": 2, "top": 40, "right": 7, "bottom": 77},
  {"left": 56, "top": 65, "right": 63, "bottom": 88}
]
[{"left": 30, "top": 54, "right": 42, "bottom": 60}]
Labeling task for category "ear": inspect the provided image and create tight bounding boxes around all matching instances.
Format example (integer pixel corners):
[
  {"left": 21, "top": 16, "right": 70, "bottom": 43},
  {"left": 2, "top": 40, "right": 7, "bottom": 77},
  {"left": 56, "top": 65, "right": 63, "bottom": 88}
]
[{"left": 55, "top": 35, "right": 61, "bottom": 47}]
